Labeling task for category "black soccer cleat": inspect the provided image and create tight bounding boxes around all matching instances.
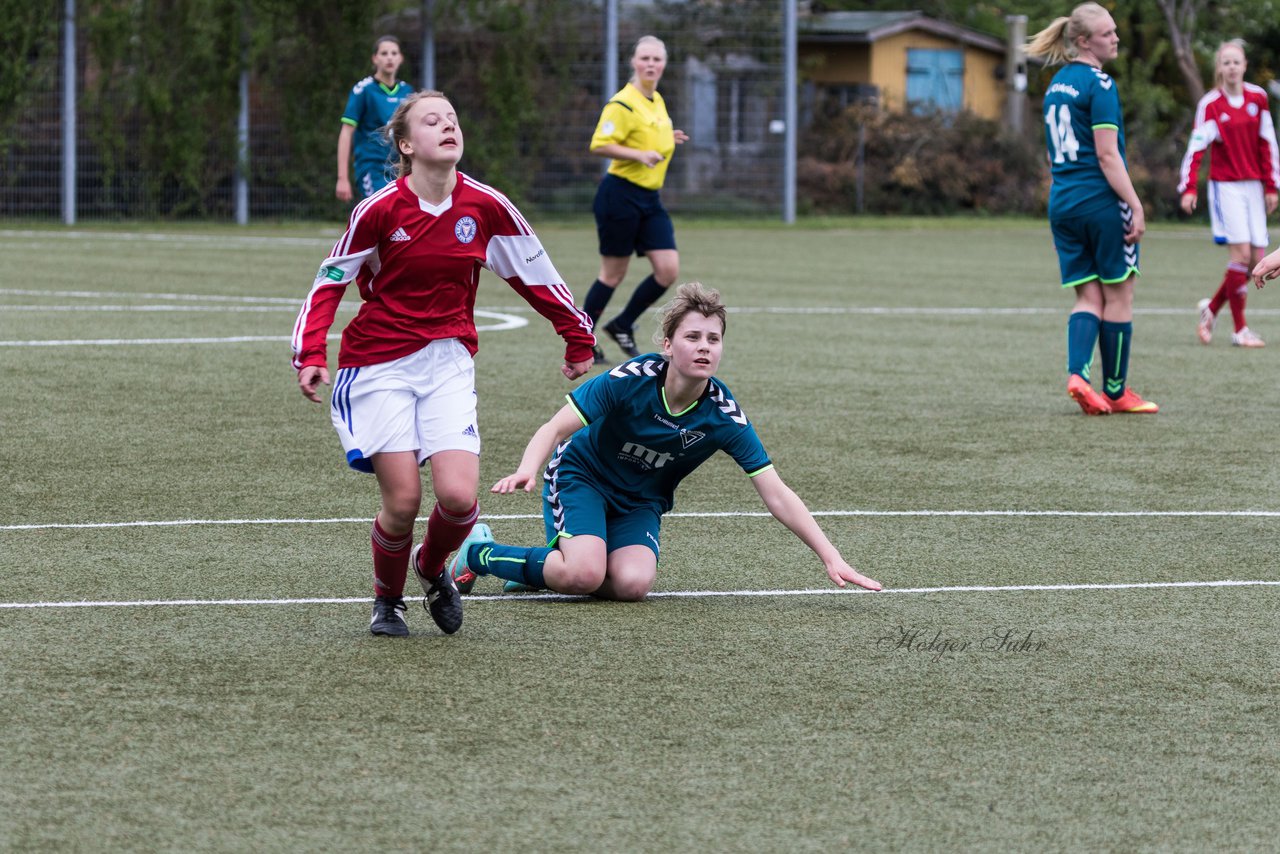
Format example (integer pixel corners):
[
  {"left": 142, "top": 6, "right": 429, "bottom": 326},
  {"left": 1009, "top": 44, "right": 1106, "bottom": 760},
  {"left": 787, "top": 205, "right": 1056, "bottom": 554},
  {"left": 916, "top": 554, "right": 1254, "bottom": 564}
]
[
  {"left": 592, "top": 345, "right": 609, "bottom": 366},
  {"left": 604, "top": 320, "right": 640, "bottom": 358},
  {"left": 411, "top": 544, "right": 463, "bottom": 635},
  {"left": 370, "top": 595, "right": 409, "bottom": 637}
]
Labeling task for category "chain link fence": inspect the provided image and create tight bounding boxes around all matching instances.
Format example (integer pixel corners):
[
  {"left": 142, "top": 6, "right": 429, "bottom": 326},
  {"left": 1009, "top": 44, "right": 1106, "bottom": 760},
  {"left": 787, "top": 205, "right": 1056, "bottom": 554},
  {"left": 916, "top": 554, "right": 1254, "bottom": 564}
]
[{"left": 1, "top": 0, "right": 786, "bottom": 221}]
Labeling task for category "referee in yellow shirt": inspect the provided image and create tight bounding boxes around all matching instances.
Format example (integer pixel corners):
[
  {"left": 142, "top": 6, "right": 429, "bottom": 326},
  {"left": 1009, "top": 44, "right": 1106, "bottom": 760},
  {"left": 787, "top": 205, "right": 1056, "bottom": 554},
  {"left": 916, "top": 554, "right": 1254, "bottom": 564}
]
[{"left": 584, "top": 35, "right": 689, "bottom": 363}]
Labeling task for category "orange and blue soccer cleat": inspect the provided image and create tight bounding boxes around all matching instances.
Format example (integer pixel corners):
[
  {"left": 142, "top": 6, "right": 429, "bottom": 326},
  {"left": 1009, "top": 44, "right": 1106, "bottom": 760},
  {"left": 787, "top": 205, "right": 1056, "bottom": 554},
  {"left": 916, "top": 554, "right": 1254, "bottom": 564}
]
[
  {"left": 1067, "top": 375, "right": 1112, "bottom": 415},
  {"left": 1106, "top": 389, "right": 1159, "bottom": 414},
  {"left": 445, "top": 522, "right": 494, "bottom": 595}
]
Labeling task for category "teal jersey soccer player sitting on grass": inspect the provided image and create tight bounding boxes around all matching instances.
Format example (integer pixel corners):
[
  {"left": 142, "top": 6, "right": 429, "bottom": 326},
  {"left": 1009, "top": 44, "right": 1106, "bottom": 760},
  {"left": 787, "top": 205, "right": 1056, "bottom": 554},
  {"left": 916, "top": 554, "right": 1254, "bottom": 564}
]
[{"left": 447, "top": 281, "right": 883, "bottom": 601}]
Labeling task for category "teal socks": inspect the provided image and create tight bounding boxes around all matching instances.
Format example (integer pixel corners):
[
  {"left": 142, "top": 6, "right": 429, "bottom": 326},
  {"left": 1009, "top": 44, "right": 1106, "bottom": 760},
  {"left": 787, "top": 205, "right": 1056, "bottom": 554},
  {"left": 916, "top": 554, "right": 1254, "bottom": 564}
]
[
  {"left": 468, "top": 542, "right": 549, "bottom": 589},
  {"left": 1067, "top": 311, "right": 1100, "bottom": 381},
  {"left": 1099, "top": 320, "right": 1133, "bottom": 400}
]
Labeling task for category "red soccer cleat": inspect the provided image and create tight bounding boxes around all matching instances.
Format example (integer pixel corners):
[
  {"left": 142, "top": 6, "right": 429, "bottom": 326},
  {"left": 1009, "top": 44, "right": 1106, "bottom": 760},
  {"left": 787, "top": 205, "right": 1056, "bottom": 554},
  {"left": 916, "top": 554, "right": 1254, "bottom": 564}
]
[
  {"left": 1067, "top": 375, "right": 1112, "bottom": 415},
  {"left": 1106, "top": 388, "right": 1159, "bottom": 414}
]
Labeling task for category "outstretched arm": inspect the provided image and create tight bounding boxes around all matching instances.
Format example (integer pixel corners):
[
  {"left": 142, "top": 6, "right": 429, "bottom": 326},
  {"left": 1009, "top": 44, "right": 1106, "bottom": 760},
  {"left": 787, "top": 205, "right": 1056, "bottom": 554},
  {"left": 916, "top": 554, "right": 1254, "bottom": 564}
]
[
  {"left": 492, "top": 404, "right": 585, "bottom": 494},
  {"left": 751, "top": 469, "right": 881, "bottom": 590}
]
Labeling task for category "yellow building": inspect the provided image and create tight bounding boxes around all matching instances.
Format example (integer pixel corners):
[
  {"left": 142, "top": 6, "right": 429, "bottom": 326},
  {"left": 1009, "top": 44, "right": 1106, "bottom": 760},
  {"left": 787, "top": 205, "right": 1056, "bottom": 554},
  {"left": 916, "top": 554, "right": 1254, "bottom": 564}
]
[{"left": 799, "top": 10, "right": 1009, "bottom": 120}]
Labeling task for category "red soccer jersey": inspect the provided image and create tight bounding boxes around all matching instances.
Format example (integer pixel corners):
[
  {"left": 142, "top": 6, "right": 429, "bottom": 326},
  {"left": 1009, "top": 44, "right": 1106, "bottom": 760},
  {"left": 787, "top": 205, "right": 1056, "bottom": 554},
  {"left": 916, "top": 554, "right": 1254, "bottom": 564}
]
[
  {"left": 292, "top": 173, "right": 595, "bottom": 370},
  {"left": 1178, "top": 84, "right": 1280, "bottom": 194}
]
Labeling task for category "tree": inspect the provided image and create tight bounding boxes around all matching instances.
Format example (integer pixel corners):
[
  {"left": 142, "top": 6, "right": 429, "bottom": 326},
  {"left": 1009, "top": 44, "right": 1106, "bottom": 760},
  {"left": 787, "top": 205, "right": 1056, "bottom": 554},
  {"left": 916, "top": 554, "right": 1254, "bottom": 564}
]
[{"left": 1155, "top": 0, "right": 1208, "bottom": 103}]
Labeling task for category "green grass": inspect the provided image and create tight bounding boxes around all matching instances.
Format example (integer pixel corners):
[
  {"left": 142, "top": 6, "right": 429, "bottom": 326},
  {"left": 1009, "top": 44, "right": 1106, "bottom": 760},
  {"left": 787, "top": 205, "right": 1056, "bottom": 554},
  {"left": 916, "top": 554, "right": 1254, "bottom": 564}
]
[{"left": 2, "top": 220, "right": 1278, "bottom": 851}]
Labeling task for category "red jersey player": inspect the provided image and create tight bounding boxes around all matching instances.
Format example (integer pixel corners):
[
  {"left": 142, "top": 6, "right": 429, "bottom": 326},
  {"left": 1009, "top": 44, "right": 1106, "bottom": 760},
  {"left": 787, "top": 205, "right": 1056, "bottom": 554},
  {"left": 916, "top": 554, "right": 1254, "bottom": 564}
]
[
  {"left": 293, "top": 90, "right": 596, "bottom": 637},
  {"left": 1178, "top": 39, "right": 1280, "bottom": 348}
]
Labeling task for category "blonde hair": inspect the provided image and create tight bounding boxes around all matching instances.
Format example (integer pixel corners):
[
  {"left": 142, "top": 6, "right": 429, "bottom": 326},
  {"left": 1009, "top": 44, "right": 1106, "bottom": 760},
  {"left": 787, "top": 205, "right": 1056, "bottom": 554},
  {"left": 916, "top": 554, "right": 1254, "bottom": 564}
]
[
  {"left": 659, "top": 282, "right": 727, "bottom": 345},
  {"left": 384, "top": 90, "right": 452, "bottom": 178},
  {"left": 1214, "top": 39, "right": 1248, "bottom": 90},
  {"left": 1026, "top": 3, "right": 1110, "bottom": 65},
  {"left": 629, "top": 35, "right": 667, "bottom": 85}
]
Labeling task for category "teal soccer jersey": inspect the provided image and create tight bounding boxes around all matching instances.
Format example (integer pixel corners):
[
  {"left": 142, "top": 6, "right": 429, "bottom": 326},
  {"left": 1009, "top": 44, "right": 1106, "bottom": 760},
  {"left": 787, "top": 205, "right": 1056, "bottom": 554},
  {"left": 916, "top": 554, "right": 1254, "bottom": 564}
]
[
  {"left": 1043, "top": 61, "right": 1126, "bottom": 218},
  {"left": 342, "top": 77, "right": 413, "bottom": 184},
  {"left": 555, "top": 355, "right": 773, "bottom": 515}
]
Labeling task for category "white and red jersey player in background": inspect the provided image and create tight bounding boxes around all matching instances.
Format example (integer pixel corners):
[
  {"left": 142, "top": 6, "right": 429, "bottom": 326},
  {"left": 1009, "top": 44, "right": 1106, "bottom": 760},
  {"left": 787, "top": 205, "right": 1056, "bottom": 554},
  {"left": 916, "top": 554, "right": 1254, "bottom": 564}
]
[
  {"left": 293, "top": 90, "right": 595, "bottom": 638},
  {"left": 1177, "top": 39, "right": 1280, "bottom": 348}
]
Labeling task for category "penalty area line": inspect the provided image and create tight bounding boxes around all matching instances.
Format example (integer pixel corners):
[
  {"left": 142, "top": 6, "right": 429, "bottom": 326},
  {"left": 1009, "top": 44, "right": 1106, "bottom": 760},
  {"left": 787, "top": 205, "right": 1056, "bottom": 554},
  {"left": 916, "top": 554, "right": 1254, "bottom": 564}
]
[{"left": 3, "top": 579, "right": 1278, "bottom": 610}]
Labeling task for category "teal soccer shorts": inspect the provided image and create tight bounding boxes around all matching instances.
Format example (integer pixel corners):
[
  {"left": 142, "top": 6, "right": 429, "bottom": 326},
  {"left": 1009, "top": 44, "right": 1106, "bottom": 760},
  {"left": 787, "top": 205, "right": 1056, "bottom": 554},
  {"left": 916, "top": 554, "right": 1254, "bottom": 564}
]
[
  {"left": 1050, "top": 200, "right": 1140, "bottom": 287},
  {"left": 541, "top": 472, "right": 662, "bottom": 560}
]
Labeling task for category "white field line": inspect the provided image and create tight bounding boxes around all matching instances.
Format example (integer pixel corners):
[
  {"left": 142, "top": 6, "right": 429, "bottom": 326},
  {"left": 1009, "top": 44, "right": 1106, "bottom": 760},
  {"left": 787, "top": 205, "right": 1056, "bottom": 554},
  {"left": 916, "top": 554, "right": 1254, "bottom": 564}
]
[
  {"left": 6, "top": 287, "right": 1280, "bottom": 318},
  {"left": 3, "top": 579, "right": 1278, "bottom": 610},
  {"left": 0, "top": 227, "right": 1219, "bottom": 248},
  {"left": 4, "top": 508, "right": 1280, "bottom": 532},
  {"left": 0, "top": 309, "right": 527, "bottom": 346},
  {"left": 0, "top": 229, "right": 338, "bottom": 247},
  {"left": 4, "top": 304, "right": 1278, "bottom": 347}
]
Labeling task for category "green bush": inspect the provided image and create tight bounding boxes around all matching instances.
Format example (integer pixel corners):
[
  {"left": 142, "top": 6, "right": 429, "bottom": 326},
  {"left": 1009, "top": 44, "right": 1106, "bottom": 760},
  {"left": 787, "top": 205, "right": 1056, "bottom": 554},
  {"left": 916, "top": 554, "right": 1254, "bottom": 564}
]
[{"left": 799, "top": 105, "right": 1047, "bottom": 215}]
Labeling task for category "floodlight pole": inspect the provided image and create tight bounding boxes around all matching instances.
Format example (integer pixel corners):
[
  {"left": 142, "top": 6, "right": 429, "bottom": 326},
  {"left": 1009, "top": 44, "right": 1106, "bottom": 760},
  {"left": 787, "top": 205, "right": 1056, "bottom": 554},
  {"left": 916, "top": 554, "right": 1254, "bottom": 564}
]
[{"left": 62, "top": 0, "right": 76, "bottom": 225}]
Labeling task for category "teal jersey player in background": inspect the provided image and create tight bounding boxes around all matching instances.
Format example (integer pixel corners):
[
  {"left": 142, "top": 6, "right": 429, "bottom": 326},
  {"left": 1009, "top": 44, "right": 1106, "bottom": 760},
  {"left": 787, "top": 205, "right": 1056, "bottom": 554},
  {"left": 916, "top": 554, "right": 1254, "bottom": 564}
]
[
  {"left": 446, "top": 282, "right": 883, "bottom": 601},
  {"left": 1028, "top": 3, "right": 1158, "bottom": 416},
  {"left": 335, "top": 35, "right": 413, "bottom": 202}
]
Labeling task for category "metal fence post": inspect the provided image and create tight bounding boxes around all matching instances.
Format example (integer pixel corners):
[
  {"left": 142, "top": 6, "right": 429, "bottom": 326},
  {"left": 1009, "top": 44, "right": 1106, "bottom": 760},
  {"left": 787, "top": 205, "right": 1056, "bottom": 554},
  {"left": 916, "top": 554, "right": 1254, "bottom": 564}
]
[
  {"left": 235, "top": 0, "right": 249, "bottom": 225},
  {"left": 62, "top": 0, "right": 76, "bottom": 225},
  {"left": 782, "top": 0, "right": 796, "bottom": 223},
  {"left": 422, "top": 0, "right": 436, "bottom": 90}
]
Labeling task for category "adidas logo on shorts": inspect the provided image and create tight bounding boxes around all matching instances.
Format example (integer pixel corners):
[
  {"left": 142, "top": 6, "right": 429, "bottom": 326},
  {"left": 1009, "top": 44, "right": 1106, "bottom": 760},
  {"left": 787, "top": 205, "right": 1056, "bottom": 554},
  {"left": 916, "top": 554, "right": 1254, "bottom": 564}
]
[
  {"left": 389, "top": 227, "right": 411, "bottom": 242},
  {"left": 462, "top": 424, "right": 477, "bottom": 438}
]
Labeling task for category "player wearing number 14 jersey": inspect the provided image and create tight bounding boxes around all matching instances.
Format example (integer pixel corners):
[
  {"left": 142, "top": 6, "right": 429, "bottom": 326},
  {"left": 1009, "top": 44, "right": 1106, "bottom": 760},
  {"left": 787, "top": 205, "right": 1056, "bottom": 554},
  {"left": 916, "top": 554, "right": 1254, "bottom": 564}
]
[{"left": 1028, "top": 3, "right": 1156, "bottom": 415}]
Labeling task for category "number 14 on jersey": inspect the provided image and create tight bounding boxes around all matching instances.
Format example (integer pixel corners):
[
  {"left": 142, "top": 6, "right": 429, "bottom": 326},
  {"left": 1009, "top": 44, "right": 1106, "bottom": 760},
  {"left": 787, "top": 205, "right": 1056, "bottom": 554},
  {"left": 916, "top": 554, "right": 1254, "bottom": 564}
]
[{"left": 1045, "top": 104, "right": 1081, "bottom": 163}]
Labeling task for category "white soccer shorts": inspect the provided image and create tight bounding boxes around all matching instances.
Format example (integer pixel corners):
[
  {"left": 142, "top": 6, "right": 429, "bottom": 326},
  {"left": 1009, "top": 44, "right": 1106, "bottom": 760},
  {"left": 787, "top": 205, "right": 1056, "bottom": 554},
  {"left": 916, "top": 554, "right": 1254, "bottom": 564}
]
[
  {"left": 1208, "top": 180, "right": 1269, "bottom": 247},
  {"left": 329, "top": 338, "right": 480, "bottom": 473}
]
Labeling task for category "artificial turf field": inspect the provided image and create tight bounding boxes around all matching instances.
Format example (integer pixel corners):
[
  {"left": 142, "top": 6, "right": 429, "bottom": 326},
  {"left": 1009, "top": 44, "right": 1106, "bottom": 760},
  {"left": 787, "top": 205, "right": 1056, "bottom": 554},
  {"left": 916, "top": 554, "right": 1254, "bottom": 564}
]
[{"left": 1, "top": 219, "right": 1277, "bottom": 851}]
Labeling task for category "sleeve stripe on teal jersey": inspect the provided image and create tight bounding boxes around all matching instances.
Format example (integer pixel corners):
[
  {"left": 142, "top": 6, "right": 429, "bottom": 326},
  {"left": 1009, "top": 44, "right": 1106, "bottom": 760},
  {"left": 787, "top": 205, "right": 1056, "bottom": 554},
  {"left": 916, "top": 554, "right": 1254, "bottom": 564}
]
[
  {"left": 606, "top": 100, "right": 633, "bottom": 112},
  {"left": 565, "top": 394, "right": 590, "bottom": 426},
  {"left": 1092, "top": 123, "right": 1119, "bottom": 130},
  {"left": 747, "top": 464, "right": 775, "bottom": 478},
  {"left": 340, "top": 117, "right": 358, "bottom": 126}
]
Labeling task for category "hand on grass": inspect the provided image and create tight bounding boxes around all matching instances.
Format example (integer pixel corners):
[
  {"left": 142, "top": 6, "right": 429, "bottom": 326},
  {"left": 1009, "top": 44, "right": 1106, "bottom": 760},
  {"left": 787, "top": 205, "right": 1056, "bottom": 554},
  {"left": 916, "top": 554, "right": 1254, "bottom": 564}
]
[{"left": 826, "top": 558, "right": 882, "bottom": 591}]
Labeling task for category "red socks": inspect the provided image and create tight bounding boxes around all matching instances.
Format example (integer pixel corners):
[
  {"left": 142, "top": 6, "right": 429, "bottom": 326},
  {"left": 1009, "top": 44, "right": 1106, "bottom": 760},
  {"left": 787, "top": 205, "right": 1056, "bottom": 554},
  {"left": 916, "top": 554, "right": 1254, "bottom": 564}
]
[
  {"left": 1210, "top": 263, "right": 1251, "bottom": 332},
  {"left": 414, "top": 502, "right": 479, "bottom": 580},
  {"left": 1225, "top": 263, "right": 1251, "bottom": 333},
  {"left": 371, "top": 515, "right": 413, "bottom": 599}
]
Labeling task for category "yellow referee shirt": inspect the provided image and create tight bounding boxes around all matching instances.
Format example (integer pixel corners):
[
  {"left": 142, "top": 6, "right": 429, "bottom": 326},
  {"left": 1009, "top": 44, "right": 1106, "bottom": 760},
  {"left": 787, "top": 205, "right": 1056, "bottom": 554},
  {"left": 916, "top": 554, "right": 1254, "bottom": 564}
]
[{"left": 589, "top": 83, "right": 676, "bottom": 190}]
